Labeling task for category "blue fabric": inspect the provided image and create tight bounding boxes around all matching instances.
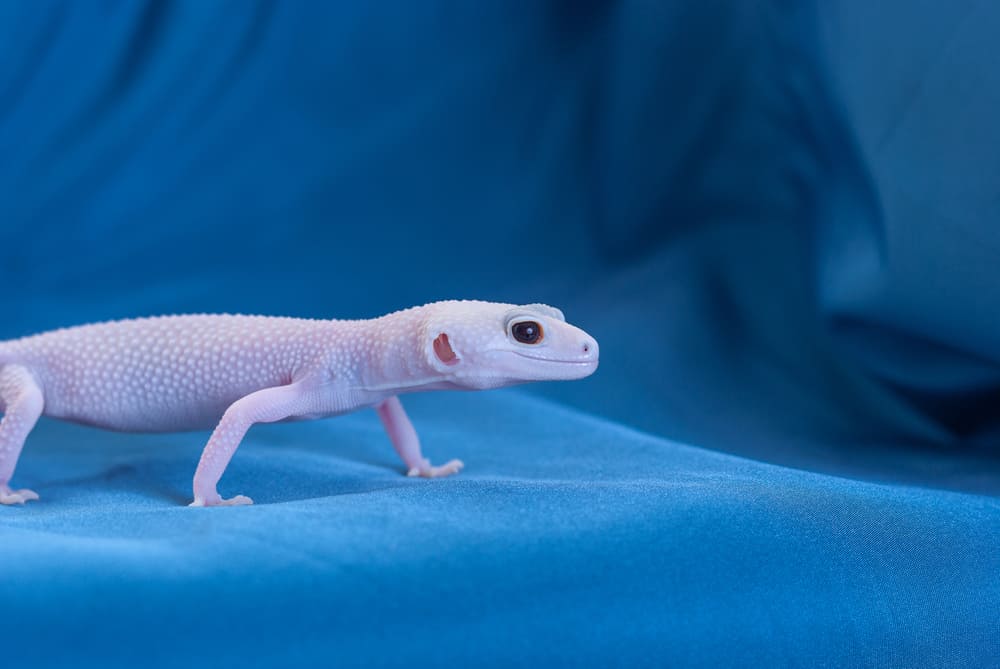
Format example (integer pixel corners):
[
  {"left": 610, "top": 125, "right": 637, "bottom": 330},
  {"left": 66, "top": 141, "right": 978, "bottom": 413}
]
[{"left": 1, "top": 1, "right": 999, "bottom": 666}]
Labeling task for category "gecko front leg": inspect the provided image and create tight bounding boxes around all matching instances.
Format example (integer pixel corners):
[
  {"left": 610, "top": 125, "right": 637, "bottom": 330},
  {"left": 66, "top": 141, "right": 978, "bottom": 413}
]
[
  {"left": 191, "top": 383, "right": 311, "bottom": 507},
  {"left": 375, "top": 396, "right": 463, "bottom": 478}
]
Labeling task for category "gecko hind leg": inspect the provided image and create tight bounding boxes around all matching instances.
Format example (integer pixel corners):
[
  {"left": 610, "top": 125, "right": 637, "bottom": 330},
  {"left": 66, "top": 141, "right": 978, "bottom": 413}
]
[
  {"left": 0, "top": 365, "right": 44, "bottom": 505},
  {"left": 376, "top": 396, "right": 463, "bottom": 478}
]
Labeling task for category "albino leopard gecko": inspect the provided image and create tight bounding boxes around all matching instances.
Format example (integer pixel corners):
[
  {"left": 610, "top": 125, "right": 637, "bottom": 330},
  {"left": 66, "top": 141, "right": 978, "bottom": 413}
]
[{"left": 0, "top": 300, "right": 599, "bottom": 506}]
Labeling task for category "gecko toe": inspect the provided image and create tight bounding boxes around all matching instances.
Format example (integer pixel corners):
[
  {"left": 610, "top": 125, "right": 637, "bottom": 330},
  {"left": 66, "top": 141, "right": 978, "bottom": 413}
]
[
  {"left": 0, "top": 487, "right": 39, "bottom": 505},
  {"left": 408, "top": 459, "right": 465, "bottom": 478},
  {"left": 220, "top": 494, "right": 254, "bottom": 506},
  {"left": 189, "top": 493, "right": 253, "bottom": 507}
]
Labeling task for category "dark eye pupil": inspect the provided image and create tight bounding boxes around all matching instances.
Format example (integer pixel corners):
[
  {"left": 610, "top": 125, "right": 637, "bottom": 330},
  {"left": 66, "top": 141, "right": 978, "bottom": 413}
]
[{"left": 512, "top": 321, "right": 541, "bottom": 344}]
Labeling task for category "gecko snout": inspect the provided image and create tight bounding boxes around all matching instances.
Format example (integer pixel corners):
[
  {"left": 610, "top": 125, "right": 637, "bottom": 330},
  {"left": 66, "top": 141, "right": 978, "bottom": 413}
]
[{"left": 580, "top": 335, "right": 599, "bottom": 362}]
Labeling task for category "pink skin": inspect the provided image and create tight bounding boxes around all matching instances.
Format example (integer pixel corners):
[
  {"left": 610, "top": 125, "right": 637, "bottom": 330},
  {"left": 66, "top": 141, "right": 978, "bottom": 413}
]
[{"left": 0, "top": 301, "right": 598, "bottom": 506}]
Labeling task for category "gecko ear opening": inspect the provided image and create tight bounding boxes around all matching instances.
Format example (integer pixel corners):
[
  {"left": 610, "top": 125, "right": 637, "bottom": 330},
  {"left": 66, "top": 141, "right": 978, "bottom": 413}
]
[{"left": 433, "top": 333, "right": 459, "bottom": 365}]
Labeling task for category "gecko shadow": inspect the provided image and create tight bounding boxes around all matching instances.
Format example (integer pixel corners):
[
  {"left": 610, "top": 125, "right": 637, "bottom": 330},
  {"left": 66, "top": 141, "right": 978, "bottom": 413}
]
[{"left": 37, "top": 458, "right": 423, "bottom": 506}]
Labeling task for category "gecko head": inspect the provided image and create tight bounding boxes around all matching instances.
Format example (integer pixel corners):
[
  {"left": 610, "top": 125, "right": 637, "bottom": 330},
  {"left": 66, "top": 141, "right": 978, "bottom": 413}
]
[{"left": 421, "top": 300, "right": 599, "bottom": 390}]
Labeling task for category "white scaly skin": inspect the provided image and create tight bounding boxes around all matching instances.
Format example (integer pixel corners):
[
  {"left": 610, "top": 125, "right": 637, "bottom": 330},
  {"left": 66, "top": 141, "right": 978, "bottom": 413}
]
[{"left": 0, "top": 300, "right": 599, "bottom": 506}]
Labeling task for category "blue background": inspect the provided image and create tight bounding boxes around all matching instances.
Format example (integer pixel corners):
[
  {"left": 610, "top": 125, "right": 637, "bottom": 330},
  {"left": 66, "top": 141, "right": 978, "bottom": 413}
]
[{"left": 1, "top": 1, "right": 999, "bottom": 666}]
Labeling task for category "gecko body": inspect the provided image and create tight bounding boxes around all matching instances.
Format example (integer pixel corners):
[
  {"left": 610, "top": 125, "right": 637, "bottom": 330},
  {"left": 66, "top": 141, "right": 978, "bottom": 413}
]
[{"left": 0, "top": 301, "right": 598, "bottom": 506}]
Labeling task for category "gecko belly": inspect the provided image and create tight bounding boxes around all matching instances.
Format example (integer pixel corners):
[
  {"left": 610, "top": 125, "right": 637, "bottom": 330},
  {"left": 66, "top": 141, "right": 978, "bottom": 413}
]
[{"left": 44, "top": 387, "right": 256, "bottom": 433}]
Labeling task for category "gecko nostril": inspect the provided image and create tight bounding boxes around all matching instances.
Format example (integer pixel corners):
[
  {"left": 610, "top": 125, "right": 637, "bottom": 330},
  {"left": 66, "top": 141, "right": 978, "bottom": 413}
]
[{"left": 583, "top": 344, "right": 590, "bottom": 353}]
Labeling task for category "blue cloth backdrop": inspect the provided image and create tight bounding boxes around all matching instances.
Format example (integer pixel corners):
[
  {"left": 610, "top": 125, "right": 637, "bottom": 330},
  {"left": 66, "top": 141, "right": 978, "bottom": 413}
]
[{"left": 1, "top": 1, "right": 998, "bottom": 667}]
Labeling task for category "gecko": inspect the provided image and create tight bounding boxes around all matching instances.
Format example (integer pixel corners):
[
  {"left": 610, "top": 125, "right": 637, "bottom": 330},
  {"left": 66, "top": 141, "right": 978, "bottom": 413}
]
[{"left": 0, "top": 300, "right": 599, "bottom": 506}]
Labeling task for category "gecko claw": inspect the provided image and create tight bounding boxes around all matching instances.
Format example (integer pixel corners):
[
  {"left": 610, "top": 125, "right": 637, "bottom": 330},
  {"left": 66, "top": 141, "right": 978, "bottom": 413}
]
[{"left": 0, "top": 486, "right": 39, "bottom": 505}]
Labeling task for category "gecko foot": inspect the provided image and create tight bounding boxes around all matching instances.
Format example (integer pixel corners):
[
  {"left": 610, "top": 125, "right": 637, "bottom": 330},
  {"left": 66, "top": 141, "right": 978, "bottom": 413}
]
[
  {"left": 407, "top": 459, "right": 464, "bottom": 478},
  {"left": 0, "top": 485, "right": 39, "bottom": 505},
  {"left": 189, "top": 494, "right": 254, "bottom": 507}
]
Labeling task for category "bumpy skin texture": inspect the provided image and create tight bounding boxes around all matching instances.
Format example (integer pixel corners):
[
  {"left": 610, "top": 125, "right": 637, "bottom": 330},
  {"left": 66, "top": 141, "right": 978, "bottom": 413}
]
[{"left": 0, "top": 301, "right": 599, "bottom": 506}]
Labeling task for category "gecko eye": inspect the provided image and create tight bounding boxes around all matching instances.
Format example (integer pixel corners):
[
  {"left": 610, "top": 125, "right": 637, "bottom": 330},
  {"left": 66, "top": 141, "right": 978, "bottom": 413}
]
[{"left": 511, "top": 321, "right": 543, "bottom": 345}]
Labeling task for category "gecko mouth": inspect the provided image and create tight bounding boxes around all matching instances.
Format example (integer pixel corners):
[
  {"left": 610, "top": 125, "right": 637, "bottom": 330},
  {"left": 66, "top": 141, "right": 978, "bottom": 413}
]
[{"left": 509, "top": 351, "right": 598, "bottom": 365}]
